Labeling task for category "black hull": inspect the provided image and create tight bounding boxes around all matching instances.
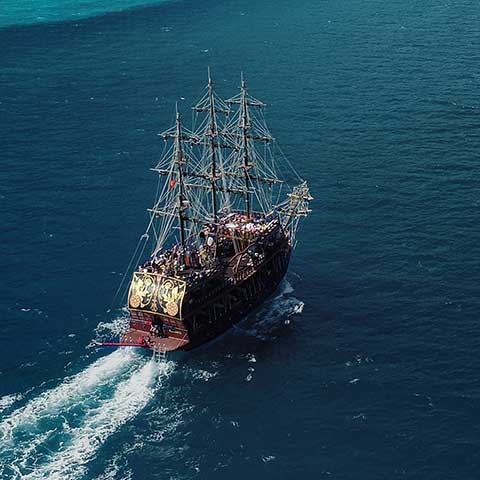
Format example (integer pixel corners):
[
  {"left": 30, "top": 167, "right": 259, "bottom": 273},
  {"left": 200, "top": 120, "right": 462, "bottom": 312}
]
[{"left": 182, "top": 245, "right": 291, "bottom": 350}]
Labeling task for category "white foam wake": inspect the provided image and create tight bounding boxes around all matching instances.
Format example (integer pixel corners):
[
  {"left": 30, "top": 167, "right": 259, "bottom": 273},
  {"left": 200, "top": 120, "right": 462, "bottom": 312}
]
[
  {"left": 0, "top": 349, "right": 136, "bottom": 446},
  {"left": 94, "top": 311, "right": 130, "bottom": 341},
  {"left": 277, "top": 279, "right": 294, "bottom": 297},
  {"left": 25, "top": 359, "right": 173, "bottom": 480},
  {"left": 0, "top": 394, "right": 23, "bottom": 415},
  {"left": 248, "top": 280, "right": 304, "bottom": 337}
]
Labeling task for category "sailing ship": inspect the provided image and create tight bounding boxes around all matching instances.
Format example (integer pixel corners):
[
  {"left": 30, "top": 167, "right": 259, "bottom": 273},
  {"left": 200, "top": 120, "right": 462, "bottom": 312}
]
[{"left": 101, "top": 72, "right": 312, "bottom": 354}]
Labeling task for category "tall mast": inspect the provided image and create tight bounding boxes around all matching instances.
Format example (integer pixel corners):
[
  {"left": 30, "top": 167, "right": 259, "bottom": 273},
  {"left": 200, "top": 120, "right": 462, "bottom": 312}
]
[
  {"left": 239, "top": 75, "right": 251, "bottom": 218},
  {"left": 207, "top": 68, "right": 218, "bottom": 221},
  {"left": 192, "top": 69, "right": 231, "bottom": 222},
  {"left": 152, "top": 87, "right": 234, "bottom": 250},
  {"left": 174, "top": 107, "right": 187, "bottom": 246},
  {"left": 226, "top": 74, "right": 278, "bottom": 217}
]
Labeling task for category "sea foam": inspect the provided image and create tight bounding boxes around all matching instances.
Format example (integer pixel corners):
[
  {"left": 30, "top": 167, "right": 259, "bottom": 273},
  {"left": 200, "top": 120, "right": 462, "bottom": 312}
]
[
  {"left": 24, "top": 359, "right": 172, "bottom": 480},
  {"left": 0, "top": 349, "right": 136, "bottom": 445}
]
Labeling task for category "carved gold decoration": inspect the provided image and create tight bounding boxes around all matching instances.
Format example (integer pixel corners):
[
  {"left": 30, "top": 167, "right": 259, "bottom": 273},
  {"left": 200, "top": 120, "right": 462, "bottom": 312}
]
[
  {"left": 128, "top": 273, "right": 186, "bottom": 319},
  {"left": 129, "top": 294, "right": 141, "bottom": 309},
  {"left": 166, "top": 302, "right": 179, "bottom": 317}
]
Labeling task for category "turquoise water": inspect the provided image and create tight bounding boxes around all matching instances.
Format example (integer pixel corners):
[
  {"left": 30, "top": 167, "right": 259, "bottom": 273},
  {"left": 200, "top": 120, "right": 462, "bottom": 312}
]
[
  {"left": 0, "top": 0, "right": 171, "bottom": 28},
  {"left": 1, "top": 0, "right": 480, "bottom": 478}
]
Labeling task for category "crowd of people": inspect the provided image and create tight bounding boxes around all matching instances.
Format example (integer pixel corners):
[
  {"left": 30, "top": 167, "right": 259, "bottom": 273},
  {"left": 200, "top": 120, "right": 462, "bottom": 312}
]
[
  {"left": 139, "top": 243, "right": 210, "bottom": 276},
  {"left": 138, "top": 214, "right": 279, "bottom": 282},
  {"left": 216, "top": 213, "right": 276, "bottom": 243}
]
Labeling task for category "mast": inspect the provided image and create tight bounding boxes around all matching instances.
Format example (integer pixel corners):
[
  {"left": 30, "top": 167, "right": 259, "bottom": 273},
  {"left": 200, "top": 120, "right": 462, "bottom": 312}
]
[
  {"left": 225, "top": 74, "right": 278, "bottom": 217},
  {"left": 192, "top": 69, "right": 232, "bottom": 222},
  {"left": 174, "top": 107, "right": 187, "bottom": 246},
  {"left": 207, "top": 69, "right": 218, "bottom": 221},
  {"left": 239, "top": 75, "right": 251, "bottom": 218},
  {"left": 151, "top": 86, "right": 239, "bottom": 250},
  {"left": 151, "top": 98, "right": 226, "bottom": 251}
]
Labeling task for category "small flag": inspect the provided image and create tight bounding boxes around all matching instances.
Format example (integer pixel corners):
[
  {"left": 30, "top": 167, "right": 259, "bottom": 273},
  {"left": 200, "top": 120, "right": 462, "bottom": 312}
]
[{"left": 169, "top": 178, "right": 177, "bottom": 189}]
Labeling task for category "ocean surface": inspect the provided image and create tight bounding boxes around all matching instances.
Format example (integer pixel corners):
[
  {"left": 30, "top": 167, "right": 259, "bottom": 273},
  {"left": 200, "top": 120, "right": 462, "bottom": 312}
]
[{"left": 1, "top": 0, "right": 480, "bottom": 478}]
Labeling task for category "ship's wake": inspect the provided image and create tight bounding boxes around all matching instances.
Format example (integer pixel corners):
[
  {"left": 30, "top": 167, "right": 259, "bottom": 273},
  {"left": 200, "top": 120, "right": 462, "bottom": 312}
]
[
  {"left": 0, "top": 281, "right": 303, "bottom": 479},
  {"left": 0, "top": 347, "right": 173, "bottom": 480},
  {"left": 236, "top": 280, "right": 305, "bottom": 341}
]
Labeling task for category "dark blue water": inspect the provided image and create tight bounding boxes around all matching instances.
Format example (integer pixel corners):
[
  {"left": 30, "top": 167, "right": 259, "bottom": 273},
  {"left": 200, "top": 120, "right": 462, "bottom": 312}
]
[{"left": 1, "top": 0, "right": 480, "bottom": 478}]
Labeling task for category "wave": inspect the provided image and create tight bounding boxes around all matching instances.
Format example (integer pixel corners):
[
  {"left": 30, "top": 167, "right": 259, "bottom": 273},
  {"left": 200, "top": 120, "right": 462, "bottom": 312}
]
[
  {"left": 24, "top": 359, "right": 173, "bottom": 480},
  {"left": 94, "top": 311, "right": 130, "bottom": 342},
  {"left": 234, "top": 279, "right": 305, "bottom": 341},
  {"left": 0, "top": 394, "right": 23, "bottom": 416},
  {"left": 0, "top": 349, "right": 135, "bottom": 444},
  {"left": 0, "top": 347, "right": 172, "bottom": 479},
  {"left": 0, "top": 0, "right": 173, "bottom": 30}
]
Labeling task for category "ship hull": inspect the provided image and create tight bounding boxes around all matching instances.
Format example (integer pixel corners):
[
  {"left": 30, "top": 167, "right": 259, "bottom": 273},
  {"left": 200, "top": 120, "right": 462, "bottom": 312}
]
[
  {"left": 184, "top": 245, "right": 291, "bottom": 350},
  {"left": 122, "top": 239, "right": 291, "bottom": 352}
]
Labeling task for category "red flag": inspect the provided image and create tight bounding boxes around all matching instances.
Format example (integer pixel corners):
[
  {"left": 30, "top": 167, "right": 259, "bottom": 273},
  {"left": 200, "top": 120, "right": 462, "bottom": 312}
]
[{"left": 169, "top": 178, "right": 177, "bottom": 189}]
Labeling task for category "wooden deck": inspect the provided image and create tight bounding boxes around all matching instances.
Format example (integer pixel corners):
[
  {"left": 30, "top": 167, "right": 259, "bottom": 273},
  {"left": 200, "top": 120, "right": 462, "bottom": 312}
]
[{"left": 121, "top": 328, "right": 189, "bottom": 352}]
